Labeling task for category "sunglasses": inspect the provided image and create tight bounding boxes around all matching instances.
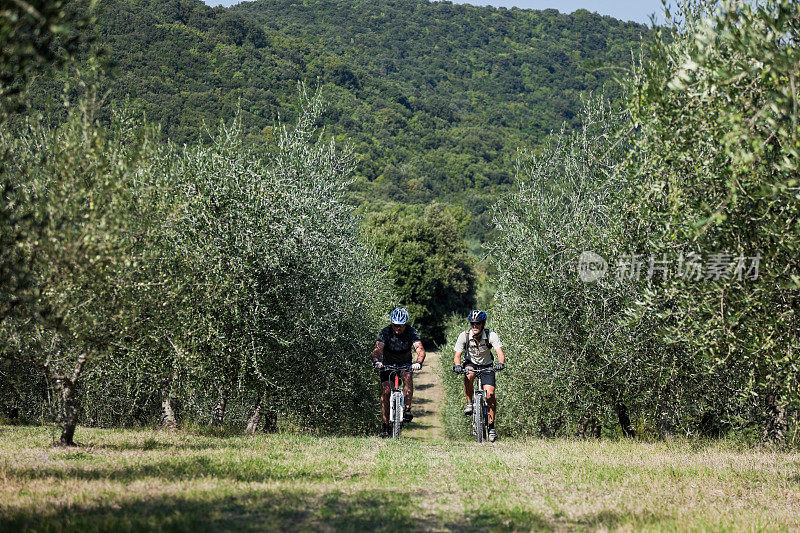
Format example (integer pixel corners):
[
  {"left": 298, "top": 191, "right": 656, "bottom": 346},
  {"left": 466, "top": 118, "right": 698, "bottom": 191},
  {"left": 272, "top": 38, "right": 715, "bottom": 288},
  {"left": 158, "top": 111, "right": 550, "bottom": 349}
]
[{"left": 470, "top": 322, "right": 483, "bottom": 327}]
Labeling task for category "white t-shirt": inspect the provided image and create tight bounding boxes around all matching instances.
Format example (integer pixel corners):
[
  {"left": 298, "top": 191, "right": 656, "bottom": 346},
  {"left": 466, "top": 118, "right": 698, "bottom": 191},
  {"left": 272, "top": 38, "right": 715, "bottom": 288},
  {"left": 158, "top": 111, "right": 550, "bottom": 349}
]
[{"left": 454, "top": 329, "right": 502, "bottom": 366}]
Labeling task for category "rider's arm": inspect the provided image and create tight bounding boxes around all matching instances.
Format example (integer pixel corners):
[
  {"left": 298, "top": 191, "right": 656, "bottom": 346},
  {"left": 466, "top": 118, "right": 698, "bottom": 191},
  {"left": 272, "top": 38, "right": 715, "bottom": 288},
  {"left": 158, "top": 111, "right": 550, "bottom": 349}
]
[
  {"left": 372, "top": 341, "right": 385, "bottom": 363},
  {"left": 489, "top": 330, "right": 505, "bottom": 364},
  {"left": 453, "top": 351, "right": 463, "bottom": 366},
  {"left": 413, "top": 341, "right": 425, "bottom": 365}
]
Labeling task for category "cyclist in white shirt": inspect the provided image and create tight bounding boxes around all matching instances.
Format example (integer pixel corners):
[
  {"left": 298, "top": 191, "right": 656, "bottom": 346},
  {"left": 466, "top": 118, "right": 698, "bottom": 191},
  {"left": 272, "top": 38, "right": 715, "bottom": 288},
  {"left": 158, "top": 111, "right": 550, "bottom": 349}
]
[{"left": 453, "top": 310, "right": 505, "bottom": 442}]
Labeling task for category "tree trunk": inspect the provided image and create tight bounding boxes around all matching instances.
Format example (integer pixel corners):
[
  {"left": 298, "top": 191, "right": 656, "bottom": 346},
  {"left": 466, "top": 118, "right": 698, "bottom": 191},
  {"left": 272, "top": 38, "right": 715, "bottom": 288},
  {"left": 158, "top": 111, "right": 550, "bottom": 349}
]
[
  {"left": 211, "top": 387, "right": 227, "bottom": 427},
  {"left": 615, "top": 403, "right": 636, "bottom": 438},
  {"left": 58, "top": 383, "right": 79, "bottom": 446},
  {"left": 576, "top": 411, "right": 589, "bottom": 438},
  {"left": 763, "top": 393, "right": 787, "bottom": 442},
  {"left": 162, "top": 338, "right": 181, "bottom": 429},
  {"left": 576, "top": 410, "right": 601, "bottom": 438},
  {"left": 161, "top": 391, "right": 177, "bottom": 429},
  {"left": 590, "top": 417, "right": 602, "bottom": 438},
  {"left": 245, "top": 394, "right": 263, "bottom": 435},
  {"left": 53, "top": 350, "right": 87, "bottom": 447}
]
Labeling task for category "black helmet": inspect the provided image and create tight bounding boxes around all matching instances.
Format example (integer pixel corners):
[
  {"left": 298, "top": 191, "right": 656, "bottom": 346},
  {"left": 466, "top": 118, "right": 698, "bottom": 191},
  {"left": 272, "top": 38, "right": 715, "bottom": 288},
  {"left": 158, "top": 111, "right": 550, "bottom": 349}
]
[{"left": 467, "top": 310, "right": 487, "bottom": 323}]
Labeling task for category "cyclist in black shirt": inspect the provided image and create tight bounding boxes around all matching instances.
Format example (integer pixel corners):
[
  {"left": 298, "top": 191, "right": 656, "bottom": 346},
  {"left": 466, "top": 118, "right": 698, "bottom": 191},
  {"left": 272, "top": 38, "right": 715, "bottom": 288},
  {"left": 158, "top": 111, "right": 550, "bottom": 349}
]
[{"left": 371, "top": 307, "right": 426, "bottom": 437}]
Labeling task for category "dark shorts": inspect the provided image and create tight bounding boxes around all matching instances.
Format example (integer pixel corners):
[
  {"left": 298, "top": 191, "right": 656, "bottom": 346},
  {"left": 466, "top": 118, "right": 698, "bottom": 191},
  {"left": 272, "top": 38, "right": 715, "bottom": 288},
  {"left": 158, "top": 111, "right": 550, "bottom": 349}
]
[{"left": 464, "top": 362, "right": 495, "bottom": 388}]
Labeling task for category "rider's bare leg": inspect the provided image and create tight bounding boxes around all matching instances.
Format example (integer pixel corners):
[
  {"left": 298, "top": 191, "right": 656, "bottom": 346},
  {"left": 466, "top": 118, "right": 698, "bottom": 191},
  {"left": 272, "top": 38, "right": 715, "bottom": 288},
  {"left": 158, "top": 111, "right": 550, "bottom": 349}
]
[
  {"left": 380, "top": 381, "right": 391, "bottom": 423},
  {"left": 485, "top": 385, "right": 496, "bottom": 424},
  {"left": 463, "top": 371, "right": 476, "bottom": 403},
  {"left": 402, "top": 371, "right": 413, "bottom": 408}
]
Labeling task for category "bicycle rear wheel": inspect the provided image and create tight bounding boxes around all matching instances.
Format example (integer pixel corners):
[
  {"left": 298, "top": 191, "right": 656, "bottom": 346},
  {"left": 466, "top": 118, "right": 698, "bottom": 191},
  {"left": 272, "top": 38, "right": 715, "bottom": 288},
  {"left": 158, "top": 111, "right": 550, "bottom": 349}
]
[
  {"left": 473, "top": 394, "right": 484, "bottom": 443},
  {"left": 392, "top": 392, "right": 403, "bottom": 439}
]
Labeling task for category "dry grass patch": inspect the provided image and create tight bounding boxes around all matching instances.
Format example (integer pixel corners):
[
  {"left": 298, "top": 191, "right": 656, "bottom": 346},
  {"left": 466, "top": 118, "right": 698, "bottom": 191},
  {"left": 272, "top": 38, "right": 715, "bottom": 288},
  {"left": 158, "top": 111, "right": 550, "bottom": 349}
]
[{"left": 1, "top": 426, "right": 799, "bottom": 531}]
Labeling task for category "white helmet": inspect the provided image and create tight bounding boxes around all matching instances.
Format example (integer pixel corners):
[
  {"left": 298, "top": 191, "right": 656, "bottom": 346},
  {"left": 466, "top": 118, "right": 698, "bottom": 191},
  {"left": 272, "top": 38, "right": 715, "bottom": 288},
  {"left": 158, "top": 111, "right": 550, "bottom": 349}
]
[{"left": 390, "top": 307, "right": 409, "bottom": 325}]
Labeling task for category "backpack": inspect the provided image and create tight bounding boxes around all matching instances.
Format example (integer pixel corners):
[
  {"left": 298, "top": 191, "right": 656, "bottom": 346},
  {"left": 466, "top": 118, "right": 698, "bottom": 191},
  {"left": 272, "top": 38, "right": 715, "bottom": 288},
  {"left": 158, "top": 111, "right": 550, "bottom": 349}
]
[{"left": 465, "top": 329, "right": 493, "bottom": 350}]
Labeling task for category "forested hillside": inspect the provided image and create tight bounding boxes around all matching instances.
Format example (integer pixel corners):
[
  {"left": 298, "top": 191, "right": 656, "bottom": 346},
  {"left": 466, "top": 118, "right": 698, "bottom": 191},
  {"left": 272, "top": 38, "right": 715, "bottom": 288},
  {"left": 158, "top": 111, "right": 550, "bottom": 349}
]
[{"left": 62, "top": 0, "right": 648, "bottom": 237}]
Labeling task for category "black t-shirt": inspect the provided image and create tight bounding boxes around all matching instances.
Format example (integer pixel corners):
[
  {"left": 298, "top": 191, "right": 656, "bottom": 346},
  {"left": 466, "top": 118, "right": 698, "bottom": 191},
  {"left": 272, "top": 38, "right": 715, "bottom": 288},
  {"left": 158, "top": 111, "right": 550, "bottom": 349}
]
[{"left": 377, "top": 325, "right": 421, "bottom": 365}]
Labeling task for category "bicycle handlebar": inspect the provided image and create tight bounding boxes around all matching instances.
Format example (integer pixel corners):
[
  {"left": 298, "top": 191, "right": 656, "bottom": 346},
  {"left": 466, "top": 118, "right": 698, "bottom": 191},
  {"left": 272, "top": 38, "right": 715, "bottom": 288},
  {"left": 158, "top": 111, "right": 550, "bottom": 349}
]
[
  {"left": 379, "top": 363, "right": 418, "bottom": 372},
  {"left": 456, "top": 366, "right": 502, "bottom": 375}
]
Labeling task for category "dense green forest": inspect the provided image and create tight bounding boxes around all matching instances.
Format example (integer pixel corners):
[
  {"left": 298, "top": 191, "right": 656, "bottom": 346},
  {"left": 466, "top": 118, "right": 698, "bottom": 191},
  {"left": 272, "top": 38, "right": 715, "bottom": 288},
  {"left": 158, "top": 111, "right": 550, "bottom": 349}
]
[{"left": 43, "top": 0, "right": 649, "bottom": 238}]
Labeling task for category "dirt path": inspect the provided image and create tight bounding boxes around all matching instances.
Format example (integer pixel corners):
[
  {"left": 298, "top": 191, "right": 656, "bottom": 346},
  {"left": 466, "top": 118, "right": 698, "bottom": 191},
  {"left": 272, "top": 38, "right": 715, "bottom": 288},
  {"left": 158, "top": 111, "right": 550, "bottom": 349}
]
[{"left": 403, "top": 351, "right": 445, "bottom": 441}]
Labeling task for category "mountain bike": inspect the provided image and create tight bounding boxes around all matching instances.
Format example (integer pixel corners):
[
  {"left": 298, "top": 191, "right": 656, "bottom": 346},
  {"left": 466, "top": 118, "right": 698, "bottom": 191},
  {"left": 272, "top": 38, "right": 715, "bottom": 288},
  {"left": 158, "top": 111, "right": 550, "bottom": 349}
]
[
  {"left": 380, "top": 364, "right": 415, "bottom": 439},
  {"left": 458, "top": 366, "right": 500, "bottom": 443}
]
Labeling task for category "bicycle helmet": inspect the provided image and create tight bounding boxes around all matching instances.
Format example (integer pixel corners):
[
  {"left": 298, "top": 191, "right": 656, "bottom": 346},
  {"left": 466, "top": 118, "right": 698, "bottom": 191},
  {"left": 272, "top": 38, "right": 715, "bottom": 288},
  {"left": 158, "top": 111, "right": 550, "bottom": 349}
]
[
  {"left": 390, "top": 307, "right": 410, "bottom": 325},
  {"left": 467, "top": 309, "right": 487, "bottom": 323}
]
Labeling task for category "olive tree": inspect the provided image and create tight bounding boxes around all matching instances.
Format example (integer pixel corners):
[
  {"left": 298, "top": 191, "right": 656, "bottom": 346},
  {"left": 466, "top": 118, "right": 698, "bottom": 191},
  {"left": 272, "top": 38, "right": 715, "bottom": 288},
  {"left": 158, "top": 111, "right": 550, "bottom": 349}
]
[
  {"left": 490, "top": 100, "right": 639, "bottom": 437},
  {"left": 622, "top": 0, "right": 800, "bottom": 438},
  {"left": 490, "top": 0, "right": 800, "bottom": 441},
  {"left": 0, "top": 95, "right": 161, "bottom": 444},
  {"left": 0, "top": 0, "right": 99, "bottom": 426},
  {"left": 110, "top": 90, "right": 394, "bottom": 433}
]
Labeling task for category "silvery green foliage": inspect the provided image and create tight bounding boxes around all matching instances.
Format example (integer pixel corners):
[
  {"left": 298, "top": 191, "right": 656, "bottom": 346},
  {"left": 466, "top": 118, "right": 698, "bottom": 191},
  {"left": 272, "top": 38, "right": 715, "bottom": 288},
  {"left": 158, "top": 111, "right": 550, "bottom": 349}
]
[
  {"left": 2, "top": 89, "right": 393, "bottom": 435},
  {"left": 491, "top": 0, "right": 800, "bottom": 439},
  {"left": 489, "top": 100, "right": 636, "bottom": 436},
  {"left": 622, "top": 0, "right": 800, "bottom": 437},
  {"left": 116, "top": 89, "right": 392, "bottom": 432},
  {"left": 0, "top": 95, "right": 160, "bottom": 442}
]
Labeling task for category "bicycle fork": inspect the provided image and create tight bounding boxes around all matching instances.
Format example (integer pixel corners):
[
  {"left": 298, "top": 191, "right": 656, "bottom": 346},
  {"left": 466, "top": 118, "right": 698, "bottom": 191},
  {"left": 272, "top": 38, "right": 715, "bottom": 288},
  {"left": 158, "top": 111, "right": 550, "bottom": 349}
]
[{"left": 389, "top": 374, "right": 404, "bottom": 422}]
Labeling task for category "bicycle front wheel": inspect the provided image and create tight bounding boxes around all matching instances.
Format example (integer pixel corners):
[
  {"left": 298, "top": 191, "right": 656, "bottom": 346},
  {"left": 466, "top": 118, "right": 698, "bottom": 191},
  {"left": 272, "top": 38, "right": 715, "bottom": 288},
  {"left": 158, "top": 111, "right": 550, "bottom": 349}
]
[
  {"left": 473, "top": 394, "right": 484, "bottom": 443},
  {"left": 392, "top": 392, "right": 403, "bottom": 439}
]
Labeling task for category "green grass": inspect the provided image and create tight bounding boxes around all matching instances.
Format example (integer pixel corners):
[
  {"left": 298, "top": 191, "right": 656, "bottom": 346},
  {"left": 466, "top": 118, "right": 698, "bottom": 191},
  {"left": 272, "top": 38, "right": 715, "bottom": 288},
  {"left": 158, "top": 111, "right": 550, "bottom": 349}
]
[{"left": 1, "top": 426, "right": 799, "bottom": 531}]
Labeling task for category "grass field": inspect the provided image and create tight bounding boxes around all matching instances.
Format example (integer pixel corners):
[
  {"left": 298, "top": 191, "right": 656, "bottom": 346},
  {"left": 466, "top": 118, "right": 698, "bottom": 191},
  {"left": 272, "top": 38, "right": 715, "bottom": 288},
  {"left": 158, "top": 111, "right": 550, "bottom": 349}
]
[{"left": 2, "top": 426, "right": 799, "bottom": 532}]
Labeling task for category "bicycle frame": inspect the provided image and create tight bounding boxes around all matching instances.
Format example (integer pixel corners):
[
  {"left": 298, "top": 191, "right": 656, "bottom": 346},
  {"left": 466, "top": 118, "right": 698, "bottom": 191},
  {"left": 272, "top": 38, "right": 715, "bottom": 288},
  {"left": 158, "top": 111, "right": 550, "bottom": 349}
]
[
  {"left": 381, "top": 364, "right": 413, "bottom": 439},
  {"left": 463, "top": 366, "right": 495, "bottom": 443}
]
